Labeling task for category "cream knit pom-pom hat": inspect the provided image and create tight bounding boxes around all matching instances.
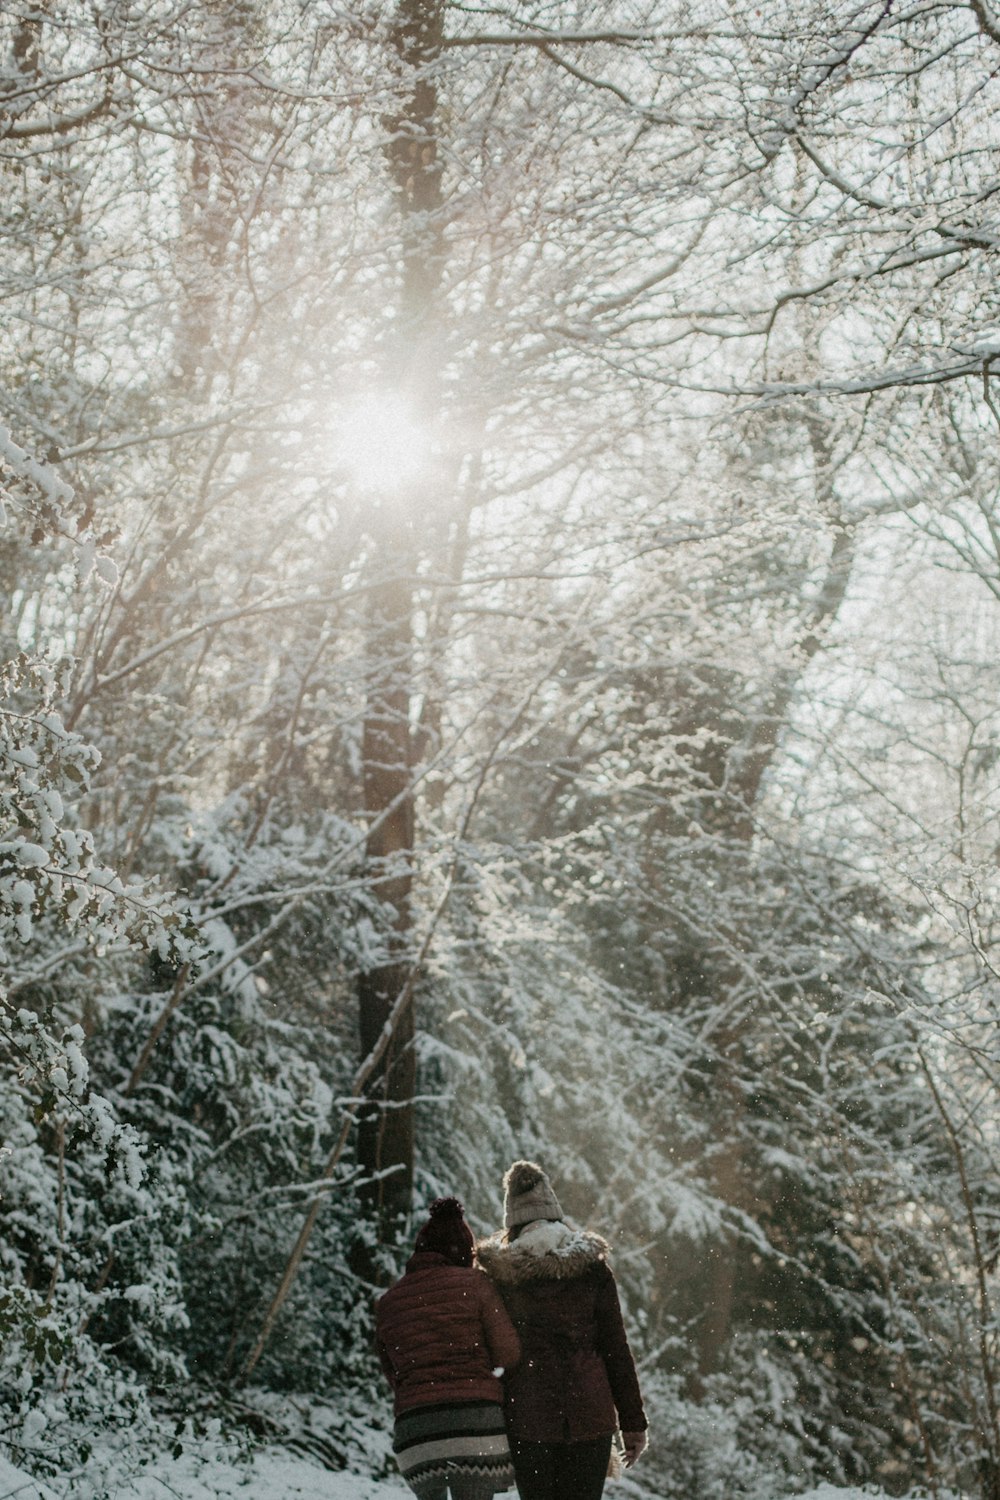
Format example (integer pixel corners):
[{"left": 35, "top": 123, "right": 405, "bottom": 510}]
[{"left": 503, "top": 1160, "right": 564, "bottom": 1228}]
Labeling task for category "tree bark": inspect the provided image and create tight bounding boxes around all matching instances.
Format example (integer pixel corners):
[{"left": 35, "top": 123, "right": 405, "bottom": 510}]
[
  {"left": 353, "top": 0, "right": 445, "bottom": 1260},
  {"left": 355, "top": 581, "right": 418, "bottom": 1240}
]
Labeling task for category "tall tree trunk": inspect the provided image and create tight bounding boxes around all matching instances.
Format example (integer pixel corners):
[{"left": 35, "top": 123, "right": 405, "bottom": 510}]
[
  {"left": 355, "top": 581, "right": 418, "bottom": 1244},
  {"left": 354, "top": 0, "right": 444, "bottom": 1263}
]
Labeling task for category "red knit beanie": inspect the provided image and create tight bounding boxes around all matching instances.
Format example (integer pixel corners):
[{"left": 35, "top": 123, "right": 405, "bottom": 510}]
[{"left": 414, "top": 1197, "right": 475, "bottom": 1267}]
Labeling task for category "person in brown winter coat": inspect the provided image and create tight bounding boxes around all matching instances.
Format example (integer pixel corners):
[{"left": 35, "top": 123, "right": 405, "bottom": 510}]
[
  {"left": 376, "top": 1196, "right": 522, "bottom": 1500},
  {"left": 477, "top": 1162, "right": 649, "bottom": 1500}
]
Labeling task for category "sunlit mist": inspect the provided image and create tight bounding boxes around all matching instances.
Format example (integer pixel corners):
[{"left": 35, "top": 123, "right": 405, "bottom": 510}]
[{"left": 336, "top": 392, "right": 431, "bottom": 493}]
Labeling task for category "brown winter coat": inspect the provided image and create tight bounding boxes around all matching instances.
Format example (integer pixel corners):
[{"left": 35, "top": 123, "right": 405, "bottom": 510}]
[
  {"left": 477, "top": 1225, "right": 647, "bottom": 1444},
  {"left": 375, "top": 1250, "right": 522, "bottom": 1415}
]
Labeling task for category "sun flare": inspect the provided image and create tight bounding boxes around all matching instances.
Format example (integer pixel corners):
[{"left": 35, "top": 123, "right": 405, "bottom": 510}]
[{"left": 336, "top": 392, "right": 431, "bottom": 494}]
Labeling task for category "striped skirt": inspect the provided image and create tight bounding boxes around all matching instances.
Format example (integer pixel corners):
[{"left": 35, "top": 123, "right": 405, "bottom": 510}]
[{"left": 393, "top": 1399, "right": 515, "bottom": 1499}]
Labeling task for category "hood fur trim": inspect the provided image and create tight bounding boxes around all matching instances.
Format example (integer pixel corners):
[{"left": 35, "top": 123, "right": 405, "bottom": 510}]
[{"left": 477, "top": 1226, "right": 610, "bottom": 1285}]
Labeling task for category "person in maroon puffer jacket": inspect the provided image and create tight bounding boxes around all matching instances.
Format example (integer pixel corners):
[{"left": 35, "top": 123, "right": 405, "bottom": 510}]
[
  {"left": 477, "top": 1162, "right": 649, "bottom": 1500},
  {"left": 376, "top": 1197, "right": 522, "bottom": 1500}
]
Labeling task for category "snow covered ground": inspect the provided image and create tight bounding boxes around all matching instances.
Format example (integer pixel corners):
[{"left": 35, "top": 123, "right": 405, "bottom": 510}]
[
  {"left": 0, "top": 1448, "right": 406, "bottom": 1499},
  {"left": 0, "top": 1449, "right": 908, "bottom": 1500}
]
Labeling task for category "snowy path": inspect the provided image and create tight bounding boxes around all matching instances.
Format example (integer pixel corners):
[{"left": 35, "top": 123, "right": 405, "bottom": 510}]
[
  {"left": 0, "top": 1450, "right": 407, "bottom": 1499},
  {"left": 0, "top": 1450, "right": 890, "bottom": 1500}
]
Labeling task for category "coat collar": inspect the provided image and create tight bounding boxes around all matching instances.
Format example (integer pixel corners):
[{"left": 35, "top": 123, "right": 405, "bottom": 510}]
[{"left": 476, "top": 1221, "right": 610, "bottom": 1285}]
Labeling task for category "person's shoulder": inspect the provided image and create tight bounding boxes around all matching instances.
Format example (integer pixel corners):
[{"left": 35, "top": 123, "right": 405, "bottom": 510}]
[
  {"left": 375, "top": 1275, "right": 405, "bottom": 1313},
  {"left": 437, "top": 1263, "right": 481, "bottom": 1282},
  {"left": 575, "top": 1231, "right": 614, "bottom": 1282},
  {"left": 417, "top": 1261, "right": 484, "bottom": 1289},
  {"left": 449, "top": 1263, "right": 499, "bottom": 1294},
  {"left": 431, "top": 1264, "right": 494, "bottom": 1306}
]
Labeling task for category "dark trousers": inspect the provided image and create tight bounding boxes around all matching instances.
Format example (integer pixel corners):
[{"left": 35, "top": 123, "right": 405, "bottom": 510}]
[
  {"left": 509, "top": 1436, "right": 613, "bottom": 1500},
  {"left": 416, "top": 1479, "right": 501, "bottom": 1500}
]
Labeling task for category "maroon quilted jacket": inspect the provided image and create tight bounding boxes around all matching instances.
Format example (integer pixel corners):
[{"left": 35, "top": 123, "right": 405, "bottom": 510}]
[
  {"left": 375, "top": 1250, "right": 522, "bottom": 1415},
  {"left": 477, "top": 1223, "right": 647, "bottom": 1443}
]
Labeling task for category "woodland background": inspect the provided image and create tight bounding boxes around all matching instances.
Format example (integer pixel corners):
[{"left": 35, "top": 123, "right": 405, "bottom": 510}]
[{"left": 3, "top": 2, "right": 1000, "bottom": 1497}]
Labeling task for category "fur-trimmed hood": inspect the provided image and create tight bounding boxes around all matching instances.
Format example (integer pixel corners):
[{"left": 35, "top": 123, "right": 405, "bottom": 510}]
[{"left": 477, "top": 1220, "right": 611, "bottom": 1285}]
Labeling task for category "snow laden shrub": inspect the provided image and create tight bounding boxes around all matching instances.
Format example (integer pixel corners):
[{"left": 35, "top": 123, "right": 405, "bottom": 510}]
[
  {"left": 95, "top": 958, "right": 358, "bottom": 1389},
  {"left": 77, "top": 799, "right": 388, "bottom": 1399},
  {"left": 0, "top": 654, "right": 187, "bottom": 965},
  {"left": 0, "top": 650, "right": 197, "bottom": 1478},
  {"left": 0, "top": 1000, "right": 184, "bottom": 1483},
  {"left": 631, "top": 1366, "right": 802, "bottom": 1500}
]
